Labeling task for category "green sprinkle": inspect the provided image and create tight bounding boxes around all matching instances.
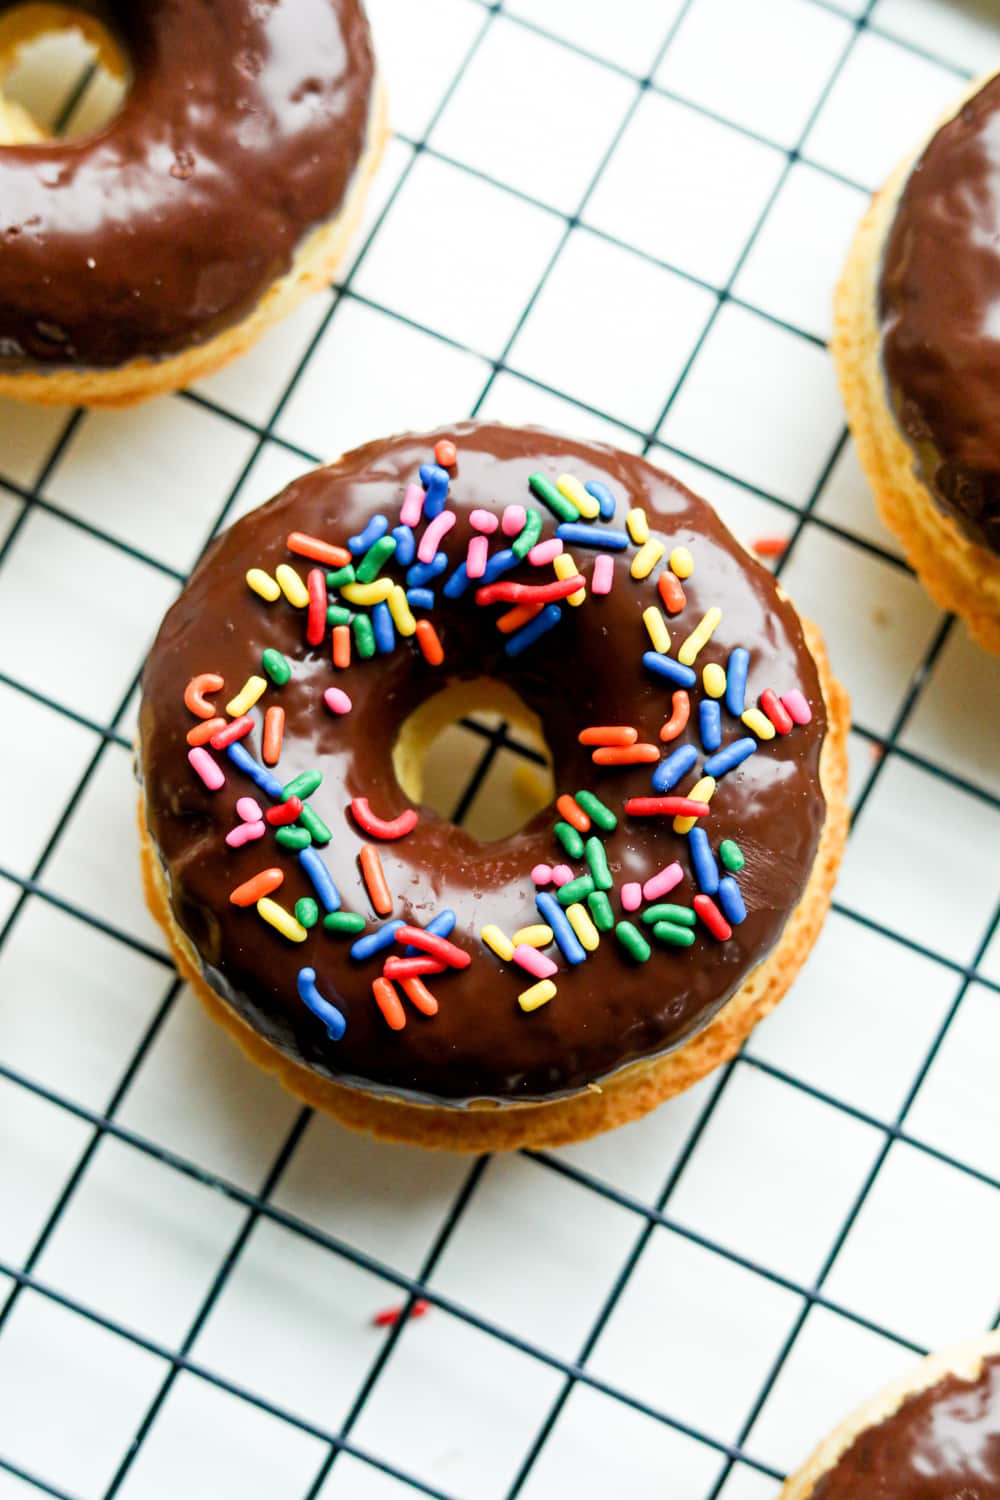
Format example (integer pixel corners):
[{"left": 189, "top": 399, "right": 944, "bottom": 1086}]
[
  {"left": 557, "top": 873, "right": 596, "bottom": 907},
  {"left": 652, "top": 920, "right": 696, "bottom": 948},
  {"left": 585, "top": 836, "right": 613, "bottom": 892},
  {"left": 642, "top": 903, "right": 696, "bottom": 928},
  {"left": 720, "top": 839, "right": 745, "bottom": 873},
  {"left": 353, "top": 614, "right": 376, "bottom": 659},
  {"left": 554, "top": 820, "right": 585, "bottom": 859},
  {"left": 575, "top": 790, "right": 617, "bottom": 831},
  {"left": 275, "top": 826, "right": 312, "bottom": 850},
  {"left": 327, "top": 603, "right": 354, "bottom": 626},
  {"left": 298, "top": 803, "right": 332, "bottom": 845},
  {"left": 588, "top": 890, "right": 614, "bottom": 932},
  {"left": 511, "top": 507, "right": 543, "bottom": 559},
  {"left": 616, "top": 920, "right": 650, "bottom": 963},
  {"left": 355, "top": 534, "right": 397, "bottom": 583},
  {"left": 261, "top": 648, "right": 291, "bottom": 686},
  {"left": 326, "top": 565, "right": 356, "bottom": 589},
  {"left": 283, "top": 769, "right": 322, "bottom": 802},
  {"left": 294, "top": 897, "right": 320, "bottom": 929},
  {"left": 528, "top": 472, "right": 577, "bottom": 524},
  {"left": 323, "top": 910, "right": 366, "bottom": 935}
]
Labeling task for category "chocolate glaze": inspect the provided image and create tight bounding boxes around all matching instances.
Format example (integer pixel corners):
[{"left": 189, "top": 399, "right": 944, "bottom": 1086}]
[
  {"left": 0, "top": 0, "right": 374, "bottom": 368},
  {"left": 812, "top": 1356, "right": 1000, "bottom": 1499},
  {"left": 139, "top": 423, "right": 830, "bottom": 1106},
  {"left": 879, "top": 72, "right": 1000, "bottom": 557}
]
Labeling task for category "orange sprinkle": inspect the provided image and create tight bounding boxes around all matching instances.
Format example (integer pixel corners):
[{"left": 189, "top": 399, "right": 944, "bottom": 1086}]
[
  {"left": 592, "top": 743, "right": 659, "bottom": 765},
  {"left": 183, "top": 672, "right": 224, "bottom": 719},
  {"left": 660, "top": 690, "right": 690, "bottom": 742},
  {"left": 186, "top": 716, "right": 226, "bottom": 747},
  {"left": 497, "top": 601, "right": 543, "bottom": 635},
  {"left": 373, "top": 976, "right": 406, "bottom": 1030},
  {"left": 657, "top": 571, "right": 686, "bottom": 615},
  {"left": 578, "top": 726, "right": 638, "bottom": 747},
  {"left": 286, "top": 531, "right": 350, "bottom": 568},
  {"left": 434, "top": 438, "right": 458, "bottom": 468},
  {"left": 332, "top": 624, "right": 351, "bottom": 668},
  {"left": 752, "top": 535, "right": 787, "bottom": 558},
  {"left": 360, "top": 844, "right": 393, "bottom": 915},
  {"left": 262, "top": 706, "right": 284, "bottom": 766},
  {"left": 229, "top": 868, "right": 284, "bottom": 907},
  {"left": 556, "top": 794, "right": 590, "bottom": 833},
  {"left": 400, "top": 975, "right": 439, "bottom": 1016},
  {"left": 415, "top": 619, "right": 444, "bottom": 666}
]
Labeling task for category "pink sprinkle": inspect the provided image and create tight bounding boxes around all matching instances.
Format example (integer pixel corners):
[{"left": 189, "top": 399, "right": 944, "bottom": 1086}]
[
  {"left": 643, "top": 861, "right": 684, "bottom": 902},
  {"left": 502, "top": 504, "right": 526, "bottom": 537},
  {"left": 467, "top": 534, "right": 489, "bottom": 579},
  {"left": 592, "top": 554, "right": 614, "bottom": 595},
  {"left": 188, "top": 747, "right": 224, "bottom": 791},
  {"left": 782, "top": 689, "right": 812, "bottom": 726},
  {"left": 621, "top": 882, "right": 642, "bottom": 912},
  {"left": 551, "top": 864, "right": 573, "bottom": 887},
  {"left": 513, "top": 944, "right": 558, "bottom": 979},
  {"left": 236, "top": 796, "right": 262, "bottom": 823},
  {"left": 531, "top": 863, "right": 553, "bottom": 886},
  {"left": 400, "top": 482, "right": 425, "bottom": 527},
  {"left": 226, "top": 819, "right": 266, "bottom": 848},
  {"left": 470, "top": 508, "right": 499, "bottom": 534},
  {"left": 418, "top": 508, "right": 456, "bottom": 563},
  {"left": 324, "top": 686, "right": 352, "bottom": 715},
  {"left": 528, "top": 538, "right": 563, "bottom": 566}
]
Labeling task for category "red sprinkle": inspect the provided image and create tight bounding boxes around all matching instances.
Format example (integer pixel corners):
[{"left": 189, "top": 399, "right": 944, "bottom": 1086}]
[
  {"left": 351, "top": 797, "right": 419, "bottom": 841},
  {"left": 210, "top": 715, "right": 254, "bottom": 749},
  {"left": 332, "top": 624, "right": 351, "bottom": 669},
  {"left": 306, "top": 568, "right": 327, "bottom": 647},
  {"left": 287, "top": 531, "right": 351, "bottom": 568},
  {"left": 659, "top": 690, "right": 690, "bottom": 743},
  {"left": 383, "top": 956, "right": 447, "bottom": 980},
  {"left": 556, "top": 794, "right": 590, "bottom": 833},
  {"left": 372, "top": 1299, "right": 430, "bottom": 1328},
  {"left": 360, "top": 845, "right": 393, "bottom": 915},
  {"left": 184, "top": 672, "right": 224, "bottom": 719},
  {"left": 578, "top": 726, "right": 637, "bottom": 747},
  {"left": 476, "top": 574, "right": 585, "bottom": 607},
  {"left": 694, "top": 894, "right": 732, "bottom": 941},
  {"left": 415, "top": 619, "right": 444, "bottom": 666},
  {"left": 434, "top": 438, "right": 458, "bottom": 468},
  {"left": 229, "top": 868, "right": 284, "bottom": 907},
  {"left": 395, "top": 926, "right": 471, "bottom": 970},
  {"left": 186, "top": 716, "right": 226, "bottom": 747},
  {"left": 373, "top": 976, "right": 406, "bottom": 1030},
  {"left": 400, "top": 976, "right": 439, "bottom": 1017},
  {"left": 625, "top": 796, "right": 711, "bottom": 818},
  {"left": 262, "top": 706, "right": 285, "bottom": 765},
  {"left": 760, "top": 689, "right": 793, "bottom": 735},
  {"left": 266, "top": 796, "right": 303, "bottom": 826},
  {"left": 592, "top": 744, "right": 659, "bottom": 765},
  {"left": 752, "top": 536, "right": 787, "bottom": 558},
  {"left": 657, "top": 571, "right": 686, "bottom": 615}
]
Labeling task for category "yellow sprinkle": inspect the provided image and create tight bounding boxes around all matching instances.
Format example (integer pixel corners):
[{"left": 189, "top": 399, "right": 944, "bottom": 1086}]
[
  {"left": 703, "top": 663, "right": 727, "bottom": 699},
  {"left": 481, "top": 924, "right": 514, "bottom": 962},
  {"left": 642, "top": 606, "right": 670, "bottom": 654},
  {"left": 257, "top": 897, "right": 307, "bottom": 943},
  {"left": 674, "top": 775, "right": 716, "bottom": 834},
  {"left": 678, "top": 606, "right": 722, "bottom": 666},
  {"left": 557, "top": 473, "right": 600, "bottom": 519},
  {"left": 518, "top": 978, "right": 557, "bottom": 1013},
  {"left": 630, "top": 538, "right": 665, "bottom": 580},
  {"left": 513, "top": 924, "right": 553, "bottom": 948},
  {"left": 742, "top": 707, "right": 777, "bottom": 741},
  {"left": 626, "top": 507, "right": 649, "bottom": 545},
  {"left": 246, "top": 568, "right": 280, "bottom": 602},
  {"left": 388, "top": 585, "right": 416, "bottom": 637},
  {"left": 670, "top": 546, "right": 694, "bottom": 579},
  {"left": 226, "top": 675, "right": 267, "bottom": 717},
  {"left": 554, "top": 550, "right": 586, "bottom": 606},
  {"left": 341, "top": 578, "right": 394, "bottom": 605},
  {"left": 275, "top": 563, "right": 309, "bottom": 608},
  {"left": 566, "top": 903, "right": 600, "bottom": 952}
]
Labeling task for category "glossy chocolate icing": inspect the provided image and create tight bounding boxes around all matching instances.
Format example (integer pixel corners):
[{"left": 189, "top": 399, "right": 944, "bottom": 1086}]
[
  {"left": 139, "top": 423, "right": 829, "bottom": 1106},
  {"left": 812, "top": 1356, "right": 1000, "bottom": 1499},
  {"left": 0, "top": 0, "right": 374, "bottom": 368},
  {"left": 879, "top": 72, "right": 1000, "bottom": 557}
]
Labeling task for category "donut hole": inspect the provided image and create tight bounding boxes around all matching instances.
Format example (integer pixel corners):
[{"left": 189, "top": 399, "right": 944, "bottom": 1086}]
[
  {"left": 0, "top": 4, "right": 127, "bottom": 144},
  {"left": 393, "top": 677, "right": 554, "bottom": 841}
]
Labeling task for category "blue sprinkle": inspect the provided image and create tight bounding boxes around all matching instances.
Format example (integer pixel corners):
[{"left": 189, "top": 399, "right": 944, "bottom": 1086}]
[
  {"left": 651, "top": 743, "right": 699, "bottom": 792},
  {"left": 718, "top": 875, "right": 747, "bottom": 926},
  {"left": 482, "top": 547, "right": 519, "bottom": 583},
  {"left": 699, "top": 699, "right": 722, "bottom": 753},
  {"left": 298, "top": 848, "right": 341, "bottom": 912},
  {"left": 689, "top": 826, "right": 719, "bottom": 896},
  {"left": 642, "top": 651, "right": 697, "bottom": 689},
  {"left": 703, "top": 737, "right": 757, "bottom": 779},
  {"left": 556, "top": 522, "right": 629, "bottom": 551},
  {"left": 372, "top": 600, "right": 395, "bottom": 654},
  {"left": 405, "top": 908, "right": 456, "bottom": 955},
  {"left": 407, "top": 553, "right": 448, "bottom": 588},
  {"left": 392, "top": 524, "right": 416, "bottom": 566},
  {"left": 419, "top": 463, "right": 450, "bottom": 519},
  {"left": 726, "top": 647, "right": 750, "bottom": 716},
  {"left": 505, "top": 602, "right": 563, "bottom": 658},
  {"left": 350, "top": 918, "right": 404, "bottom": 962},
  {"left": 443, "top": 561, "right": 471, "bottom": 599},
  {"left": 536, "top": 891, "right": 586, "bottom": 966},
  {"left": 348, "top": 514, "right": 388, "bottom": 556},
  {"left": 406, "top": 587, "right": 435, "bottom": 610},
  {"left": 297, "top": 967, "right": 346, "bottom": 1042},
  {"left": 226, "top": 742, "right": 284, "bottom": 799},
  {"left": 584, "top": 480, "right": 617, "bottom": 520}
]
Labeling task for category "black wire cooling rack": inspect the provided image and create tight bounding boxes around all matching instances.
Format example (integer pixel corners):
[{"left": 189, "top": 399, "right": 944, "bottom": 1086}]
[{"left": 0, "top": 2, "right": 998, "bottom": 1496}]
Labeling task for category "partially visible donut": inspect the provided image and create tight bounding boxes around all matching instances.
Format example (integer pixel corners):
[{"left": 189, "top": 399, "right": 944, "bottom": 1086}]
[
  {"left": 0, "top": 0, "right": 385, "bottom": 406},
  {"left": 137, "top": 422, "right": 849, "bottom": 1152}
]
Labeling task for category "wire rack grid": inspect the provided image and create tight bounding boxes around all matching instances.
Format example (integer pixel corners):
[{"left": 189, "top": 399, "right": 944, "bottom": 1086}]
[{"left": 0, "top": 1, "right": 999, "bottom": 1497}]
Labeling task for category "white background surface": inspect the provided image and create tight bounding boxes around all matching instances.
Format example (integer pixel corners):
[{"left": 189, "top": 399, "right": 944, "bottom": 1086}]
[{"left": 1, "top": 1, "right": 1000, "bottom": 1497}]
